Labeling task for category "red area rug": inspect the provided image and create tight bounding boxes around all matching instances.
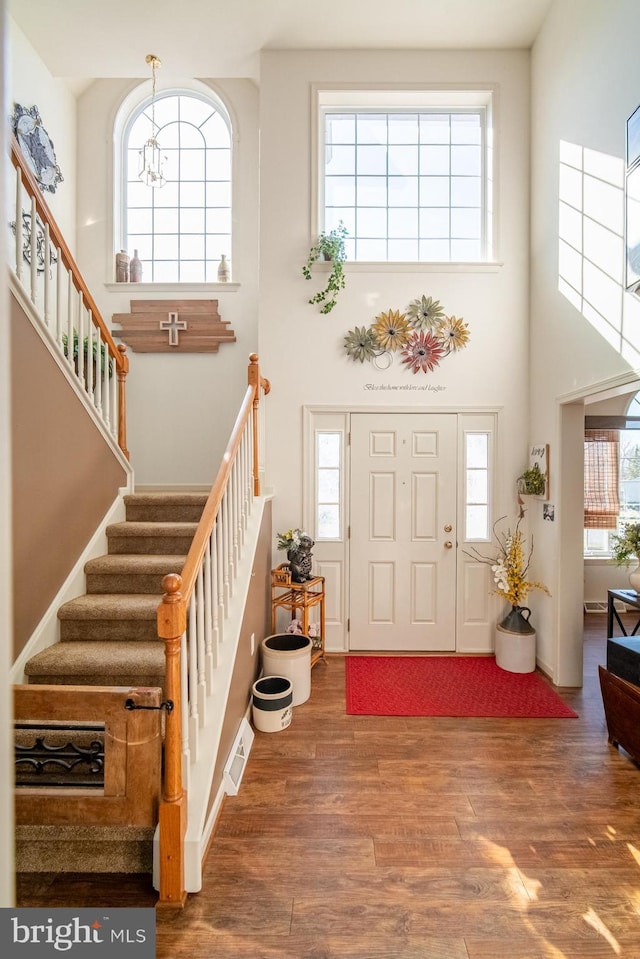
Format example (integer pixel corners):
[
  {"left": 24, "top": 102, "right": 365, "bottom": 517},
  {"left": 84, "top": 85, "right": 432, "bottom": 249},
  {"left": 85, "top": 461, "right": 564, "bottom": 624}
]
[{"left": 345, "top": 656, "right": 578, "bottom": 718}]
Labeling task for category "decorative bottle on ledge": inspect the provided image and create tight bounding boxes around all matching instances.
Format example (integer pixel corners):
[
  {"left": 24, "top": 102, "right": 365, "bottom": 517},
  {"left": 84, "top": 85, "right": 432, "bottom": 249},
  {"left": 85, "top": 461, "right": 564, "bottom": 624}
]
[
  {"left": 115, "top": 250, "right": 129, "bottom": 283},
  {"left": 130, "top": 249, "right": 142, "bottom": 283},
  {"left": 217, "top": 253, "right": 230, "bottom": 282}
]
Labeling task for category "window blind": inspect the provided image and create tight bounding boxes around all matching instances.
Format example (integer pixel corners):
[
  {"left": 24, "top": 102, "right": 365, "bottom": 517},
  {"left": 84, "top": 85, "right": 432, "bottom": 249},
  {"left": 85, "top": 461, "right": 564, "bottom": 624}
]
[{"left": 584, "top": 429, "right": 620, "bottom": 529}]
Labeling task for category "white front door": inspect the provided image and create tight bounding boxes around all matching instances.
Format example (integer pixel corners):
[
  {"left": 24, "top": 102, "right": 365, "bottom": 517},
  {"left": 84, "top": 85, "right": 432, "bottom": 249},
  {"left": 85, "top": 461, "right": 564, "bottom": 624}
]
[{"left": 349, "top": 412, "right": 457, "bottom": 651}]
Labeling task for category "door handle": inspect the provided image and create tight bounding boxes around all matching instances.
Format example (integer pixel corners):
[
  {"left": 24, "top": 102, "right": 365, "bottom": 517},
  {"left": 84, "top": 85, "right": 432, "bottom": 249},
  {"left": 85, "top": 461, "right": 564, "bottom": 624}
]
[{"left": 444, "top": 541, "right": 453, "bottom": 549}]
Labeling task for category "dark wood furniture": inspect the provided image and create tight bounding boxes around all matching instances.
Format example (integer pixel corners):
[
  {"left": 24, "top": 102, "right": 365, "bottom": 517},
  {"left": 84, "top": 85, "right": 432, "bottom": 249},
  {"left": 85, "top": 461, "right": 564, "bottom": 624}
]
[{"left": 599, "top": 665, "right": 640, "bottom": 764}]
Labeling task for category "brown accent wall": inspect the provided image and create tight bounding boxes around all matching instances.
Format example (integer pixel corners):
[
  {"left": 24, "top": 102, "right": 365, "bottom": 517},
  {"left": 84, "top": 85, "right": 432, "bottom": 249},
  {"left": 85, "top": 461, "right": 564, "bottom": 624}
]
[
  {"left": 208, "top": 499, "right": 272, "bottom": 811},
  {"left": 11, "top": 293, "right": 127, "bottom": 658}
]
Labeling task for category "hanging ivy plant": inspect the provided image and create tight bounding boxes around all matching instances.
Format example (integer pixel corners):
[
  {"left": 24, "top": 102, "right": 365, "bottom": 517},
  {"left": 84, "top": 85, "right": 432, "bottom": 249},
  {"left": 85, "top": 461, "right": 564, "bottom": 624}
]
[{"left": 302, "top": 222, "right": 348, "bottom": 314}]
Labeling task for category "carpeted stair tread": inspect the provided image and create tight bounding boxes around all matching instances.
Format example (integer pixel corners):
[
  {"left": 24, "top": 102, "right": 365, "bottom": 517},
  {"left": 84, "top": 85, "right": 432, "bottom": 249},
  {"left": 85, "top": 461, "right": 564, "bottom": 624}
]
[
  {"left": 106, "top": 521, "right": 198, "bottom": 555},
  {"left": 24, "top": 641, "right": 165, "bottom": 682},
  {"left": 85, "top": 554, "right": 186, "bottom": 594},
  {"left": 16, "top": 825, "right": 155, "bottom": 873},
  {"left": 124, "top": 492, "right": 208, "bottom": 523},
  {"left": 58, "top": 594, "right": 160, "bottom": 620}
]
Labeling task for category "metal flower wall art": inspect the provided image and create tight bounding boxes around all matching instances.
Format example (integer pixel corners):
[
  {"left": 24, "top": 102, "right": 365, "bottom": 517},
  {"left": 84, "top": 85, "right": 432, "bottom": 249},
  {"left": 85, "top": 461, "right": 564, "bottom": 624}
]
[{"left": 343, "top": 295, "right": 470, "bottom": 375}]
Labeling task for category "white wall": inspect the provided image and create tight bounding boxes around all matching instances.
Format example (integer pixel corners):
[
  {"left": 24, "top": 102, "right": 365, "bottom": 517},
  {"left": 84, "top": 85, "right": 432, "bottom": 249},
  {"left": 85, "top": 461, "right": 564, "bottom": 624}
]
[
  {"left": 75, "top": 77, "right": 260, "bottom": 486},
  {"left": 7, "top": 15, "right": 76, "bottom": 247},
  {"left": 259, "top": 48, "right": 532, "bottom": 579},
  {"left": 530, "top": 0, "right": 640, "bottom": 683}
]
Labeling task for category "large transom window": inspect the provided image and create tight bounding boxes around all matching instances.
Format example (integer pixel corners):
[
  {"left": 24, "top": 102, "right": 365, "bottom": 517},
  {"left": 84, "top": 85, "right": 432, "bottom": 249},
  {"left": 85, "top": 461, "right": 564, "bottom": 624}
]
[
  {"left": 123, "top": 92, "right": 231, "bottom": 283},
  {"left": 318, "top": 91, "right": 492, "bottom": 263}
]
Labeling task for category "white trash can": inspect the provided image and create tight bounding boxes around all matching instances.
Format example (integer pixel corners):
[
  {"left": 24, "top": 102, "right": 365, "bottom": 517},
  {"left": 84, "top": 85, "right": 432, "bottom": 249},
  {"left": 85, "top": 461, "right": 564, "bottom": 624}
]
[
  {"left": 261, "top": 634, "right": 312, "bottom": 706},
  {"left": 251, "top": 676, "right": 293, "bottom": 733}
]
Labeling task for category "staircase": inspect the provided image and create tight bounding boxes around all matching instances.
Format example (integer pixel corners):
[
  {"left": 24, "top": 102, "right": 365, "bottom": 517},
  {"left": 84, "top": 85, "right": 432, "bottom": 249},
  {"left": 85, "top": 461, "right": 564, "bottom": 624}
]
[
  {"left": 23, "top": 492, "right": 207, "bottom": 690},
  {"left": 16, "top": 491, "right": 207, "bottom": 874}
]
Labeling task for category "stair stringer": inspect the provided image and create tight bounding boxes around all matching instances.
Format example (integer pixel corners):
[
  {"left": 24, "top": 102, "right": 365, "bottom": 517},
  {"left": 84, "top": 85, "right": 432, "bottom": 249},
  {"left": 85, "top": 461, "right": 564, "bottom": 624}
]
[
  {"left": 154, "top": 494, "right": 267, "bottom": 894},
  {"left": 10, "top": 485, "right": 133, "bottom": 683}
]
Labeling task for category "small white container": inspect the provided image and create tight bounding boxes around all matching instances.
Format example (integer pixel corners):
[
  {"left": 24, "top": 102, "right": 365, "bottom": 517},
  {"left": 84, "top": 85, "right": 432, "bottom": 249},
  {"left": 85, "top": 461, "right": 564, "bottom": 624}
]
[{"left": 251, "top": 676, "right": 293, "bottom": 733}]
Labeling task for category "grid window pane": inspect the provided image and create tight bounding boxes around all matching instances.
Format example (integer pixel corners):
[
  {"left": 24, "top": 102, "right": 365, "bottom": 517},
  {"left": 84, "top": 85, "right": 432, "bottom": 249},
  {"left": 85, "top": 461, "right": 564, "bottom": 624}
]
[
  {"left": 124, "top": 92, "right": 232, "bottom": 282},
  {"left": 465, "top": 432, "right": 490, "bottom": 540},
  {"left": 318, "top": 432, "right": 340, "bottom": 467},
  {"left": 466, "top": 505, "right": 488, "bottom": 540},
  {"left": 466, "top": 433, "right": 488, "bottom": 467},
  {"left": 316, "top": 432, "right": 342, "bottom": 540},
  {"left": 318, "top": 505, "right": 340, "bottom": 540},
  {"left": 322, "top": 107, "right": 486, "bottom": 262}
]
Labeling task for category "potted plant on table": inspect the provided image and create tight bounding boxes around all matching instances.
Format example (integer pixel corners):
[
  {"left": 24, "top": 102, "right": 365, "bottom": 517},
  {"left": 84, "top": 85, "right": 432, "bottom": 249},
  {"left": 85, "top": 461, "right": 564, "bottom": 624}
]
[
  {"left": 466, "top": 516, "right": 550, "bottom": 673},
  {"left": 611, "top": 521, "right": 640, "bottom": 591},
  {"left": 302, "top": 222, "right": 348, "bottom": 314}
]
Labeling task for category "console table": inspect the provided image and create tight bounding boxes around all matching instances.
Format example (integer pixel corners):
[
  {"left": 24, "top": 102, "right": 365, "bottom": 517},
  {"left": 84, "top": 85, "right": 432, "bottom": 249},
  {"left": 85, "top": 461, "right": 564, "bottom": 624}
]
[
  {"left": 606, "top": 588, "right": 640, "bottom": 687},
  {"left": 606, "top": 588, "right": 640, "bottom": 639},
  {"left": 271, "top": 565, "right": 325, "bottom": 667}
]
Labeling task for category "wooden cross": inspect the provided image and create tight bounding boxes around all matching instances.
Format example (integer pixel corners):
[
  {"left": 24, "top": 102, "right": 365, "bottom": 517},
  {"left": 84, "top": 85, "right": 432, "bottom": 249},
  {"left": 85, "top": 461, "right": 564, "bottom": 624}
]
[{"left": 159, "top": 311, "right": 187, "bottom": 346}]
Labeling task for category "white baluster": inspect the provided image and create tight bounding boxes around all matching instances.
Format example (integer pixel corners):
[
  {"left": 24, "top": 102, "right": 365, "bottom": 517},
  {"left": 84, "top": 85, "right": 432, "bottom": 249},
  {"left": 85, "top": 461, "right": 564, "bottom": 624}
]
[
  {"left": 204, "top": 538, "right": 216, "bottom": 689},
  {"left": 76, "top": 292, "right": 85, "bottom": 387},
  {"left": 180, "top": 634, "right": 191, "bottom": 790},
  {"left": 66, "top": 273, "right": 74, "bottom": 371},
  {"left": 216, "top": 515, "right": 226, "bottom": 629},
  {"left": 241, "top": 431, "right": 249, "bottom": 534},
  {"left": 232, "top": 460, "right": 240, "bottom": 568},
  {"left": 103, "top": 337, "right": 111, "bottom": 431},
  {"left": 55, "top": 253, "right": 63, "bottom": 349},
  {"left": 29, "top": 196, "right": 37, "bottom": 304},
  {"left": 86, "top": 309, "right": 94, "bottom": 400},
  {"left": 223, "top": 490, "right": 233, "bottom": 603},
  {"left": 196, "top": 566, "right": 207, "bottom": 727},
  {"left": 187, "top": 598, "right": 199, "bottom": 762},
  {"left": 43, "top": 224, "right": 51, "bottom": 327},
  {"left": 14, "top": 174, "right": 23, "bottom": 281},
  {"left": 110, "top": 356, "right": 118, "bottom": 441}
]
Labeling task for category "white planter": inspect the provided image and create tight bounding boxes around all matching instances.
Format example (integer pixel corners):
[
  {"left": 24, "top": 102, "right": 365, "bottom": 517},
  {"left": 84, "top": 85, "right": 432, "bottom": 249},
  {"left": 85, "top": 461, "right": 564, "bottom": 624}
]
[
  {"left": 629, "top": 561, "right": 640, "bottom": 592},
  {"left": 261, "top": 634, "right": 312, "bottom": 706},
  {"left": 251, "top": 676, "right": 293, "bottom": 733},
  {"left": 495, "top": 624, "right": 536, "bottom": 673}
]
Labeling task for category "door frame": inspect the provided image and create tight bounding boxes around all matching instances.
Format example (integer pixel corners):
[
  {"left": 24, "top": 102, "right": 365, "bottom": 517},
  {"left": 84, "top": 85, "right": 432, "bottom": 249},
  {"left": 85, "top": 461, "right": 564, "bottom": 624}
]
[{"left": 302, "top": 405, "right": 501, "bottom": 654}]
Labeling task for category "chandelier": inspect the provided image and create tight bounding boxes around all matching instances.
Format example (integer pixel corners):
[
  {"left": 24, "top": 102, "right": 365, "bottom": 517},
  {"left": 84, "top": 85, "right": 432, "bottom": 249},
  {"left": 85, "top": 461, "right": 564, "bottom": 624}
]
[{"left": 139, "top": 54, "right": 166, "bottom": 188}]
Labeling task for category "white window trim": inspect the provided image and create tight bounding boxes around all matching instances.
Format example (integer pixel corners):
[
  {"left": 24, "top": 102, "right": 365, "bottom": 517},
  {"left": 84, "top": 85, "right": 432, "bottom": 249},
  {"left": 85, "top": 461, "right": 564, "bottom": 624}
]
[
  {"left": 310, "top": 82, "right": 500, "bottom": 268},
  {"left": 111, "top": 77, "right": 239, "bottom": 290}
]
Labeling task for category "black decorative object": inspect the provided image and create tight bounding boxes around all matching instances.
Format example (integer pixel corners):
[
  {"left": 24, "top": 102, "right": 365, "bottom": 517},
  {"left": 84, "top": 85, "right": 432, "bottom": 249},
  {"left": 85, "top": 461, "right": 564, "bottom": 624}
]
[
  {"left": 11, "top": 103, "right": 64, "bottom": 194},
  {"left": 15, "top": 723, "right": 104, "bottom": 788},
  {"left": 287, "top": 532, "right": 315, "bottom": 583}
]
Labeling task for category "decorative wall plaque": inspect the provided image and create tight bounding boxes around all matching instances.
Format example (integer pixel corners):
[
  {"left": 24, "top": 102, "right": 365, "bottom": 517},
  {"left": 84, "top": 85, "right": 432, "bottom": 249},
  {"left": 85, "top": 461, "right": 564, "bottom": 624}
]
[{"left": 112, "top": 300, "right": 236, "bottom": 353}]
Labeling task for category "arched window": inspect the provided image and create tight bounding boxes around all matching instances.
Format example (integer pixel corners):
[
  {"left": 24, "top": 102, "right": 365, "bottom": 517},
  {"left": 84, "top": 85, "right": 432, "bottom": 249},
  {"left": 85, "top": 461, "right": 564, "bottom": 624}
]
[{"left": 121, "top": 90, "right": 231, "bottom": 283}]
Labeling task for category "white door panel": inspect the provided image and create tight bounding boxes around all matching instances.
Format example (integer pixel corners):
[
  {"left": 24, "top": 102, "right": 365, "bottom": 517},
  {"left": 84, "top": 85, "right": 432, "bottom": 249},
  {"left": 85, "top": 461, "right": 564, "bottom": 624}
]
[{"left": 349, "top": 413, "right": 457, "bottom": 651}]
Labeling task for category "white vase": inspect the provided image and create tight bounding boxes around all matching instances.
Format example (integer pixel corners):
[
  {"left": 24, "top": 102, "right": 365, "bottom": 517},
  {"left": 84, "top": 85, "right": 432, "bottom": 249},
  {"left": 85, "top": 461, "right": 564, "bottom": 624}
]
[
  {"left": 495, "top": 624, "right": 536, "bottom": 673},
  {"left": 629, "top": 560, "right": 640, "bottom": 592}
]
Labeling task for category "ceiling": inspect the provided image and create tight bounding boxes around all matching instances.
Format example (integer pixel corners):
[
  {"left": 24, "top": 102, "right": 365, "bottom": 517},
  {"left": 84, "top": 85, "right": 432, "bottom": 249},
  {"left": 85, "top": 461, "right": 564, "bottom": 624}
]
[{"left": 10, "top": 0, "right": 553, "bottom": 85}]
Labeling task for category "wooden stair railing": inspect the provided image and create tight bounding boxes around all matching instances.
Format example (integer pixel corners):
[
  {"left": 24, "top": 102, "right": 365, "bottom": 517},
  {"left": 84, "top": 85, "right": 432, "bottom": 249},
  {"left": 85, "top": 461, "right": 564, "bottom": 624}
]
[
  {"left": 9, "top": 134, "right": 129, "bottom": 459},
  {"left": 157, "top": 353, "right": 270, "bottom": 908}
]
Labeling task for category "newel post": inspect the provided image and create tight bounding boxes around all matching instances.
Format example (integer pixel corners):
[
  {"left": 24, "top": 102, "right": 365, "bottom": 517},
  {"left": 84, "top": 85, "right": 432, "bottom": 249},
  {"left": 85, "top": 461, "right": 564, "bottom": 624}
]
[
  {"left": 247, "top": 353, "right": 270, "bottom": 497},
  {"left": 156, "top": 573, "right": 188, "bottom": 909},
  {"left": 116, "top": 344, "right": 130, "bottom": 460}
]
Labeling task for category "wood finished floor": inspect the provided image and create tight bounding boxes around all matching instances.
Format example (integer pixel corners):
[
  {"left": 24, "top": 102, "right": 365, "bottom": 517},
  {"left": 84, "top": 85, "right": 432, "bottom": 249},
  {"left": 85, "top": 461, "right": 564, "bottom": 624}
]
[{"left": 16, "top": 613, "right": 640, "bottom": 958}]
